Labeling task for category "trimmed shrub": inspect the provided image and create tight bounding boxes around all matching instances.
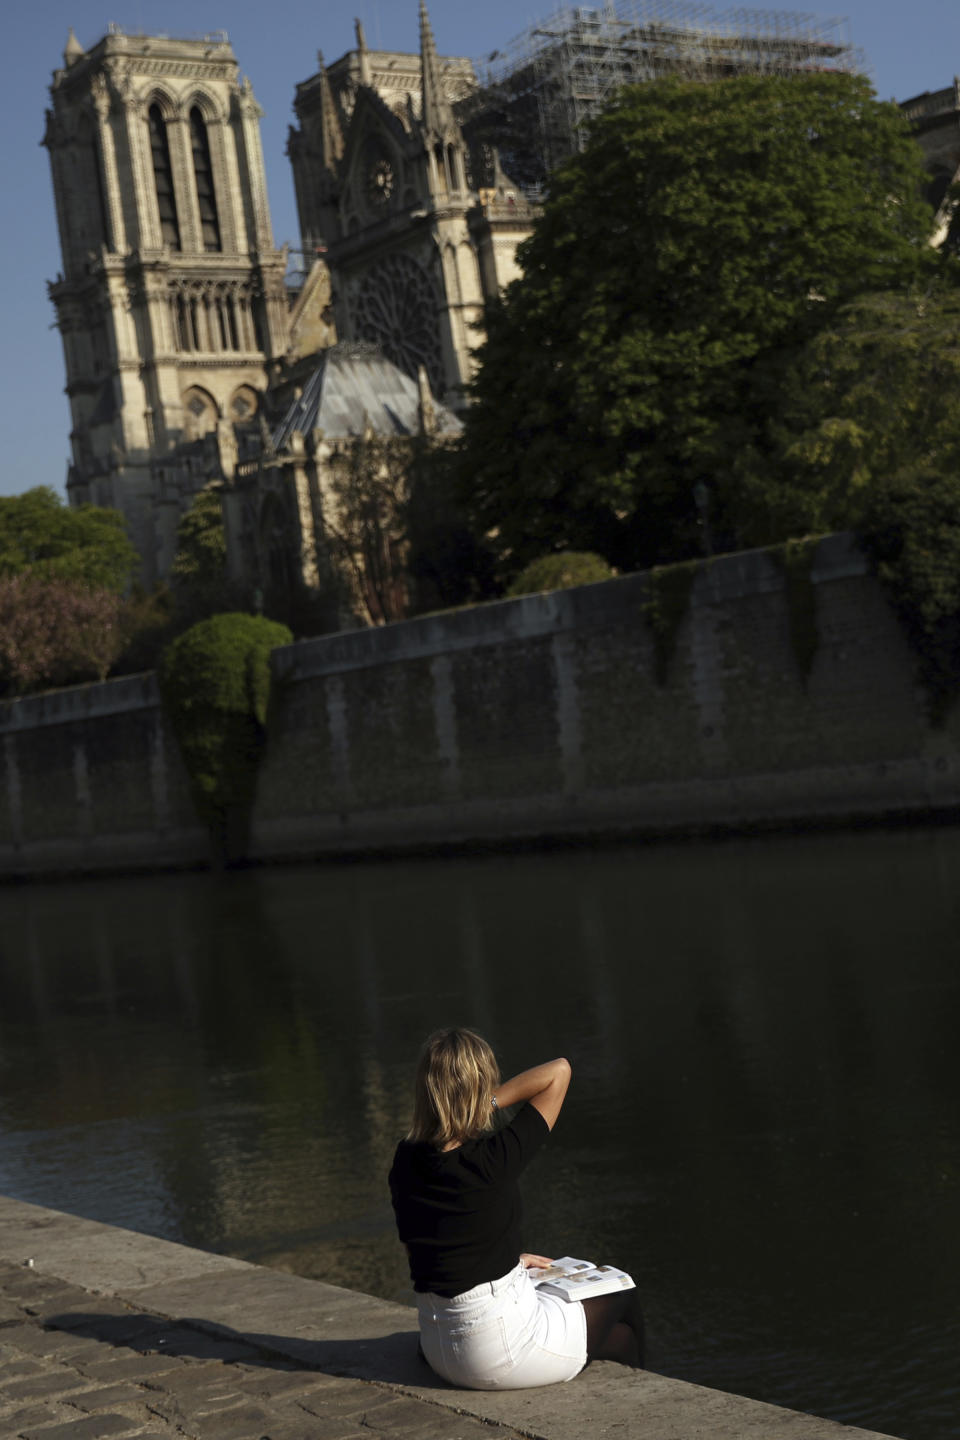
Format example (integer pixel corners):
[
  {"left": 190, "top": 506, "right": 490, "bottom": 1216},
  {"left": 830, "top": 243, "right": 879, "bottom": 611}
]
[
  {"left": 507, "top": 552, "right": 615, "bottom": 597},
  {"left": 159, "top": 613, "right": 292, "bottom": 862}
]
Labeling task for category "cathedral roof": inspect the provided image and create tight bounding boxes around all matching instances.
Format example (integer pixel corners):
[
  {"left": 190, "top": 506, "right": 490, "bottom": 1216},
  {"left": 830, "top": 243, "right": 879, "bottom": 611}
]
[{"left": 272, "top": 343, "right": 461, "bottom": 449}]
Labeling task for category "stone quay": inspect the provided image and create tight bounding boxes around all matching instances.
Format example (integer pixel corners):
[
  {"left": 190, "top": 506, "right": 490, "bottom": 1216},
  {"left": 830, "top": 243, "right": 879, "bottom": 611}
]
[{"left": 0, "top": 1195, "right": 900, "bottom": 1439}]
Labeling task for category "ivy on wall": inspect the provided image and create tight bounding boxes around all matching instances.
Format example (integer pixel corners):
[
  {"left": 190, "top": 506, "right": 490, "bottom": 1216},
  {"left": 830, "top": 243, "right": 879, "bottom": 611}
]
[
  {"left": 642, "top": 560, "right": 699, "bottom": 685},
  {"left": 773, "top": 537, "right": 822, "bottom": 688},
  {"left": 159, "top": 612, "right": 292, "bottom": 864},
  {"left": 856, "top": 474, "right": 960, "bottom": 726}
]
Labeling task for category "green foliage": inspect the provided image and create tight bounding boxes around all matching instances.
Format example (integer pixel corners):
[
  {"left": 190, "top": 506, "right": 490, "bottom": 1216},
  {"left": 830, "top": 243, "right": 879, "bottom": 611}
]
[
  {"left": 112, "top": 584, "right": 177, "bottom": 677},
  {"left": 169, "top": 486, "right": 242, "bottom": 621},
  {"left": 773, "top": 537, "right": 822, "bottom": 686},
  {"left": 642, "top": 560, "right": 699, "bottom": 685},
  {"left": 736, "top": 280, "right": 960, "bottom": 715},
  {"left": 733, "top": 285, "right": 960, "bottom": 545},
  {"left": 0, "top": 486, "right": 139, "bottom": 592},
  {"left": 159, "top": 612, "right": 292, "bottom": 860},
  {"left": 406, "top": 440, "right": 497, "bottom": 611},
  {"left": 170, "top": 487, "right": 227, "bottom": 582},
  {"left": 460, "top": 73, "right": 934, "bottom": 576},
  {"left": 858, "top": 471, "right": 960, "bottom": 723},
  {"left": 507, "top": 552, "right": 615, "bottom": 596}
]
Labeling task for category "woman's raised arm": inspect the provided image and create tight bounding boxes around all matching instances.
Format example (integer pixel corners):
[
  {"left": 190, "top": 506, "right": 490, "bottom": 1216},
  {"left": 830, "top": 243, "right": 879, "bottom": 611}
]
[{"left": 494, "top": 1057, "right": 571, "bottom": 1130}]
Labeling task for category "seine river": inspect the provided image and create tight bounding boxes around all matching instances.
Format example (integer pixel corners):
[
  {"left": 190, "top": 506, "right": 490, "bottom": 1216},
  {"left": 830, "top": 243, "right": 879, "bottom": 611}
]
[{"left": 0, "top": 827, "right": 957, "bottom": 1440}]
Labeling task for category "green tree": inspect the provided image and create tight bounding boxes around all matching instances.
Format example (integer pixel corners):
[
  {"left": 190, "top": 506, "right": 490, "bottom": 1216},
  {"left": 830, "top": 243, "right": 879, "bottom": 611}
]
[
  {"left": 406, "top": 440, "right": 496, "bottom": 612},
  {"left": 735, "top": 279, "right": 960, "bottom": 715},
  {"left": 0, "top": 486, "right": 138, "bottom": 591},
  {"left": 859, "top": 467, "right": 960, "bottom": 720},
  {"left": 113, "top": 584, "right": 177, "bottom": 677},
  {"left": 730, "top": 284, "right": 960, "bottom": 545},
  {"left": 460, "top": 73, "right": 934, "bottom": 579},
  {"left": 169, "top": 485, "right": 242, "bottom": 621}
]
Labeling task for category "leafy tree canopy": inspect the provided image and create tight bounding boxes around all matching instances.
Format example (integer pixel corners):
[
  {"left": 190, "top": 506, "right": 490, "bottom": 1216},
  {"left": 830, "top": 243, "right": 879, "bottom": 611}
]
[
  {"left": 168, "top": 485, "right": 245, "bottom": 623},
  {"left": 0, "top": 487, "right": 139, "bottom": 592},
  {"left": 170, "top": 486, "right": 227, "bottom": 587},
  {"left": 461, "top": 72, "right": 935, "bottom": 578},
  {"left": 731, "top": 282, "right": 960, "bottom": 547},
  {"left": 742, "top": 277, "right": 960, "bottom": 716}
]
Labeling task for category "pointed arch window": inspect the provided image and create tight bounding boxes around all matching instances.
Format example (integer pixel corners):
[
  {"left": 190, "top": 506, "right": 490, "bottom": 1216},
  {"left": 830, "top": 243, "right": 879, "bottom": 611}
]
[
  {"left": 148, "top": 105, "right": 180, "bottom": 249},
  {"left": 190, "top": 108, "right": 222, "bottom": 252}
]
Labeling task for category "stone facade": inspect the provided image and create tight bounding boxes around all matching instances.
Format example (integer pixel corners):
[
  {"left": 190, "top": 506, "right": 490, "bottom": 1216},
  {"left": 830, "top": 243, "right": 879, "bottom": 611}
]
[
  {"left": 44, "top": 27, "right": 289, "bottom": 585},
  {"left": 224, "top": 342, "right": 461, "bottom": 628},
  {"left": 45, "top": 9, "right": 535, "bottom": 596},
  {"left": 287, "top": 6, "right": 537, "bottom": 409},
  {"left": 901, "top": 79, "right": 960, "bottom": 244}
]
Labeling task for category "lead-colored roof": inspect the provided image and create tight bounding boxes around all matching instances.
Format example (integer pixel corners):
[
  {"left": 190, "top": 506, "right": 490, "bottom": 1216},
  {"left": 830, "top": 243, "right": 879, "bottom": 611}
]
[{"left": 272, "top": 342, "right": 461, "bottom": 451}]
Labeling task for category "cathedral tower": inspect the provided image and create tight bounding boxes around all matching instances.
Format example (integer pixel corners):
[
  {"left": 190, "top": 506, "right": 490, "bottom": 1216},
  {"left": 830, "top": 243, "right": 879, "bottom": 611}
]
[
  {"left": 287, "top": 5, "right": 535, "bottom": 409},
  {"left": 44, "top": 26, "right": 289, "bottom": 580}
]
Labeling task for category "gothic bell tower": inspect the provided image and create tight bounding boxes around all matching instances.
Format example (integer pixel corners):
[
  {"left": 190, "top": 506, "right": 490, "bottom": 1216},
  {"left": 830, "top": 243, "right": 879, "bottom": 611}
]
[{"left": 44, "top": 26, "right": 290, "bottom": 581}]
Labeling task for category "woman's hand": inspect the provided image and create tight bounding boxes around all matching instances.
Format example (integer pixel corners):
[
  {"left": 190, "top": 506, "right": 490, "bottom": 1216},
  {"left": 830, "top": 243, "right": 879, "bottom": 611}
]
[{"left": 520, "top": 1253, "right": 554, "bottom": 1269}]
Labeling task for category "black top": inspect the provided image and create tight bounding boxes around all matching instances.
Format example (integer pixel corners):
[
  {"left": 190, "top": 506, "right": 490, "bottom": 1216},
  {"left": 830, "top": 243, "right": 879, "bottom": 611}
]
[{"left": 389, "top": 1102, "right": 549, "bottom": 1296}]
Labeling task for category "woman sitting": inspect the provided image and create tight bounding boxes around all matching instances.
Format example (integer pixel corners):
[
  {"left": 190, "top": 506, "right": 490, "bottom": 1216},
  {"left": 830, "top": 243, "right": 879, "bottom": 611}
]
[{"left": 389, "top": 1027, "right": 644, "bottom": 1390}]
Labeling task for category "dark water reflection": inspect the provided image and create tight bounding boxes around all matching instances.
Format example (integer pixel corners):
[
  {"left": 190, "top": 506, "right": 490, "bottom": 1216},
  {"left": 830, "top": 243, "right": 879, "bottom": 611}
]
[{"left": 0, "top": 828, "right": 958, "bottom": 1440}]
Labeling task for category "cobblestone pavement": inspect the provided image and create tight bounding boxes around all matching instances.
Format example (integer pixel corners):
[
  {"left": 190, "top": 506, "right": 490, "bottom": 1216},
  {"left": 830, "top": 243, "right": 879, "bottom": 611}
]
[{"left": 0, "top": 1260, "right": 525, "bottom": 1440}]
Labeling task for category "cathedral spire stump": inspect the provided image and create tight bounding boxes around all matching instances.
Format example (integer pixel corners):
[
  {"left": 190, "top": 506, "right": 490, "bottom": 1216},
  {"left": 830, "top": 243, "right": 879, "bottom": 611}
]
[
  {"left": 356, "top": 18, "right": 372, "bottom": 86},
  {"left": 418, "top": 0, "right": 454, "bottom": 138}
]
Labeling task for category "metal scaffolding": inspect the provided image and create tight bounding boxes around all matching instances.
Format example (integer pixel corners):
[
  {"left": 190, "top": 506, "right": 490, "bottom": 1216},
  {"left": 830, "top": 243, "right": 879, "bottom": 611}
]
[{"left": 458, "top": 2, "right": 862, "bottom": 190}]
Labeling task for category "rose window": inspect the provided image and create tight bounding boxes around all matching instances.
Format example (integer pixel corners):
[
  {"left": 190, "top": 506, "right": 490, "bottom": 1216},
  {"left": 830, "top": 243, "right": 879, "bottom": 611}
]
[{"left": 352, "top": 254, "right": 444, "bottom": 395}]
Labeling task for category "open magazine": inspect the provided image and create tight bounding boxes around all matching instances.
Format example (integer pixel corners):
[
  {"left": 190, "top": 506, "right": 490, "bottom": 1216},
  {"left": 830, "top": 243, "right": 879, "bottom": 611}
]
[{"left": 526, "top": 1256, "right": 636, "bottom": 1302}]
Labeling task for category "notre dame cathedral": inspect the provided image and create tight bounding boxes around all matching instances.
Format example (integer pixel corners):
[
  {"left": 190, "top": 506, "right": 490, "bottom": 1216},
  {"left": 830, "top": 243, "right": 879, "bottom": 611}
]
[{"left": 43, "top": 4, "right": 536, "bottom": 605}]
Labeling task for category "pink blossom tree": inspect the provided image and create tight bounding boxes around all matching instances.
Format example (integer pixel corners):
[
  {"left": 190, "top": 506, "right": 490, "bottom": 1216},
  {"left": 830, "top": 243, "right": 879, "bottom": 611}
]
[{"left": 0, "top": 574, "right": 124, "bottom": 696}]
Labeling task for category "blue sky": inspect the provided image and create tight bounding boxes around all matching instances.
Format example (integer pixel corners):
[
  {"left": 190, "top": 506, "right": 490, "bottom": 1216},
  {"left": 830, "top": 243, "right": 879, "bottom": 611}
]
[{"left": 3, "top": 0, "right": 958, "bottom": 500}]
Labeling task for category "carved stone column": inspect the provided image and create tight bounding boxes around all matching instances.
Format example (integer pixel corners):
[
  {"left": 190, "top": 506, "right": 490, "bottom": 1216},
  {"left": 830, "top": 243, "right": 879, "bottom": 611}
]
[
  {"left": 206, "top": 118, "right": 239, "bottom": 253},
  {"left": 219, "top": 121, "right": 249, "bottom": 252},
  {"left": 91, "top": 77, "right": 126, "bottom": 253},
  {"left": 120, "top": 90, "right": 161, "bottom": 251},
  {"left": 234, "top": 80, "right": 274, "bottom": 251},
  {"left": 166, "top": 114, "right": 201, "bottom": 253}
]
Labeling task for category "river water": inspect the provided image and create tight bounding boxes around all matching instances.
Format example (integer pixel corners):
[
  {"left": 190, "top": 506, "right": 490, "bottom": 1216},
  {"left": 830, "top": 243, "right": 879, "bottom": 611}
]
[{"left": 0, "top": 827, "right": 957, "bottom": 1439}]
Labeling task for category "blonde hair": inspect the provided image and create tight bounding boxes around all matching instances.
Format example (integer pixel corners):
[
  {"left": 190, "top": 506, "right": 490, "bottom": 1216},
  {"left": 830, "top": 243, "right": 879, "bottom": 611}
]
[{"left": 407, "top": 1028, "right": 500, "bottom": 1148}]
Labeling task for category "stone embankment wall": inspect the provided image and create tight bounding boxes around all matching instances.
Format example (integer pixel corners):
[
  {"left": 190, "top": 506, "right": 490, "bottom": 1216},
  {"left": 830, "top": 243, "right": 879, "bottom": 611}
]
[
  {"left": 0, "top": 673, "right": 208, "bottom": 875},
  {"left": 2, "top": 534, "right": 959, "bottom": 877}
]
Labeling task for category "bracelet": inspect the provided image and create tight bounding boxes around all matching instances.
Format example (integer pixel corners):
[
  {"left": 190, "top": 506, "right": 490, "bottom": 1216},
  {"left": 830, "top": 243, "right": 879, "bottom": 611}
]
[{"left": 491, "top": 1096, "right": 499, "bottom": 1111}]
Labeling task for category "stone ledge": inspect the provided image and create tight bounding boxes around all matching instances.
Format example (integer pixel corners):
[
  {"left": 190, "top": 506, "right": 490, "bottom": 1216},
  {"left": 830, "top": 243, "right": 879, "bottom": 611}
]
[
  {"left": 271, "top": 533, "right": 869, "bottom": 682},
  {"left": 0, "top": 1195, "right": 900, "bottom": 1440}
]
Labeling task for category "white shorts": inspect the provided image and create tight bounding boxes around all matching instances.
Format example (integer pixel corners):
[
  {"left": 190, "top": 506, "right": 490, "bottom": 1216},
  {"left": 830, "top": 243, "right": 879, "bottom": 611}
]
[{"left": 415, "top": 1261, "right": 588, "bottom": 1390}]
